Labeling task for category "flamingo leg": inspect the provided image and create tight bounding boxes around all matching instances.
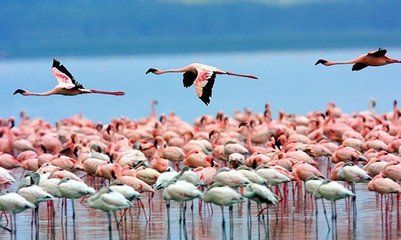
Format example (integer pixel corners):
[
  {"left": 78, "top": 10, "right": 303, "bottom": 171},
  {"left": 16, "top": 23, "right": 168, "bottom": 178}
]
[
  {"left": 166, "top": 200, "right": 171, "bottom": 240},
  {"left": 321, "top": 199, "right": 330, "bottom": 231},
  {"left": 71, "top": 199, "right": 76, "bottom": 220},
  {"left": 266, "top": 203, "right": 270, "bottom": 240},
  {"left": 107, "top": 212, "right": 113, "bottom": 240},
  {"left": 351, "top": 183, "right": 357, "bottom": 218}
]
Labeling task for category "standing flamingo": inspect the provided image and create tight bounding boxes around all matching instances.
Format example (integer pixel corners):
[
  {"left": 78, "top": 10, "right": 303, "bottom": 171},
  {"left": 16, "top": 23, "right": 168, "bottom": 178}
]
[
  {"left": 243, "top": 183, "right": 278, "bottom": 238},
  {"left": 202, "top": 183, "right": 246, "bottom": 237},
  {"left": 315, "top": 48, "right": 401, "bottom": 71},
  {"left": 314, "top": 180, "right": 355, "bottom": 233},
  {"left": 13, "top": 59, "right": 125, "bottom": 96},
  {"left": 0, "top": 192, "right": 36, "bottom": 234},
  {"left": 58, "top": 177, "right": 96, "bottom": 220},
  {"left": 87, "top": 187, "right": 133, "bottom": 240},
  {"left": 146, "top": 63, "right": 257, "bottom": 105}
]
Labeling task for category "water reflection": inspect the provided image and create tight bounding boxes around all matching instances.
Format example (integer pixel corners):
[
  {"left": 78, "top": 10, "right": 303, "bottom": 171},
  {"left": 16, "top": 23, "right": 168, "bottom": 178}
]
[{"left": 1, "top": 162, "right": 401, "bottom": 240}]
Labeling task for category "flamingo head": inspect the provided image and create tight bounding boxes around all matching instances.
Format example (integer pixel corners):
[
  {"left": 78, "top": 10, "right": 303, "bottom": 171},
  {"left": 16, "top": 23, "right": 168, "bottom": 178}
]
[
  {"left": 13, "top": 89, "right": 27, "bottom": 95},
  {"left": 146, "top": 68, "right": 159, "bottom": 74},
  {"left": 238, "top": 121, "right": 249, "bottom": 128},
  {"left": 315, "top": 59, "right": 328, "bottom": 66}
]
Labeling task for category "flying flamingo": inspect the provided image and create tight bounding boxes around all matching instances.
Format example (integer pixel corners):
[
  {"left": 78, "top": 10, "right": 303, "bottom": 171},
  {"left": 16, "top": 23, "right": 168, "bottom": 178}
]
[
  {"left": 315, "top": 48, "right": 401, "bottom": 71},
  {"left": 146, "top": 63, "right": 258, "bottom": 105},
  {"left": 13, "top": 59, "right": 125, "bottom": 96}
]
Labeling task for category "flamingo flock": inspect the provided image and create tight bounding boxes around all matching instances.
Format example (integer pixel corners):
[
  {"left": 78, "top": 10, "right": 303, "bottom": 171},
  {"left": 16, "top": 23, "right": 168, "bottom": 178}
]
[
  {"left": 3, "top": 48, "right": 401, "bottom": 238},
  {"left": 1, "top": 99, "right": 401, "bottom": 238}
]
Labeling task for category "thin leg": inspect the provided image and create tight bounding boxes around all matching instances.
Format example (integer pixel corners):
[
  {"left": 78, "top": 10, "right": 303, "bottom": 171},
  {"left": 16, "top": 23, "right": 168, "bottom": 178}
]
[
  {"left": 166, "top": 200, "right": 171, "bottom": 240},
  {"left": 321, "top": 199, "right": 330, "bottom": 231},
  {"left": 108, "top": 212, "right": 113, "bottom": 240}
]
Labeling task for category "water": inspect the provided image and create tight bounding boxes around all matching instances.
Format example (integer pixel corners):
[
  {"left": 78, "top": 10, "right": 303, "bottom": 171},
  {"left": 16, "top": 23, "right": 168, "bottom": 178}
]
[
  {"left": 1, "top": 48, "right": 401, "bottom": 239},
  {"left": 1, "top": 162, "right": 401, "bottom": 240},
  {"left": 1, "top": 48, "right": 401, "bottom": 124}
]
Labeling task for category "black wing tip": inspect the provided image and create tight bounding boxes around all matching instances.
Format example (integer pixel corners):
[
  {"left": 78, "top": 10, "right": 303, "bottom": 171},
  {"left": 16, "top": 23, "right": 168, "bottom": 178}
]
[
  {"left": 378, "top": 47, "right": 387, "bottom": 52},
  {"left": 183, "top": 71, "right": 196, "bottom": 88},
  {"left": 315, "top": 59, "right": 327, "bottom": 65},
  {"left": 13, "top": 89, "right": 26, "bottom": 95},
  {"left": 198, "top": 73, "right": 216, "bottom": 106},
  {"left": 352, "top": 63, "right": 368, "bottom": 71},
  {"left": 52, "top": 58, "right": 61, "bottom": 68},
  {"left": 200, "top": 97, "right": 210, "bottom": 106},
  {"left": 368, "top": 48, "right": 387, "bottom": 57}
]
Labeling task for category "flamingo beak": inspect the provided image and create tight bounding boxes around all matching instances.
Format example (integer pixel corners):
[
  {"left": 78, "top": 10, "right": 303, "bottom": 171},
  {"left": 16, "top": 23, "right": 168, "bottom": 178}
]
[
  {"left": 146, "top": 68, "right": 157, "bottom": 74},
  {"left": 315, "top": 59, "right": 328, "bottom": 65},
  {"left": 13, "top": 89, "right": 26, "bottom": 95}
]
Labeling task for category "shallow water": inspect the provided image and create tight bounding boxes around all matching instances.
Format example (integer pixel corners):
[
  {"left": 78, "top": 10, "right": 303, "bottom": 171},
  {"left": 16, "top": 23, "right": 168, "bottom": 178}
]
[
  {"left": 1, "top": 160, "right": 400, "bottom": 240},
  {"left": 1, "top": 48, "right": 401, "bottom": 239}
]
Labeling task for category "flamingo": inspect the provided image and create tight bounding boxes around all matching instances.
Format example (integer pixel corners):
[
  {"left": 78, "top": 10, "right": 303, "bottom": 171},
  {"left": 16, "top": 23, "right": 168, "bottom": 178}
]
[
  {"left": 163, "top": 180, "right": 202, "bottom": 231},
  {"left": 314, "top": 180, "right": 355, "bottom": 230},
  {"left": 87, "top": 187, "right": 133, "bottom": 240},
  {"left": 244, "top": 183, "right": 278, "bottom": 236},
  {"left": 146, "top": 63, "right": 257, "bottom": 105},
  {"left": 202, "top": 183, "right": 246, "bottom": 233},
  {"left": 58, "top": 177, "right": 96, "bottom": 220},
  {"left": 315, "top": 48, "right": 401, "bottom": 71},
  {"left": 368, "top": 173, "right": 401, "bottom": 222},
  {"left": 13, "top": 59, "right": 125, "bottom": 96},
  {"left": 0, "top": 192, "right": 36, "bottom": 234}
]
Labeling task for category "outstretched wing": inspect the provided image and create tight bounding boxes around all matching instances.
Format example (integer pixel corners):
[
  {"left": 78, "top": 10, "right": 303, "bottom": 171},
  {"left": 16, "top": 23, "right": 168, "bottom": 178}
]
[
  {"left": 183, "top": 71, "right": 196, "bottom": 88},
  {"left": 367, "top": 48, "right": 387, "bottom": 58},
  {"left": 352, "top": 63, "right": 368, "bottom": 71},
  {"left": 51, "top": 59, "right": 84, "bottom": 89},
  {"left": 194, "top": 69, "right": 216, "bottom": 105}
]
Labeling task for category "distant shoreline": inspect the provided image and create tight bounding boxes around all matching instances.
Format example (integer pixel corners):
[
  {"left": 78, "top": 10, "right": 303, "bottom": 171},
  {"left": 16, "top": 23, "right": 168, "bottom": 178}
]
[{"left": 1, "top": 31, "right": 401, "bottom": 60}]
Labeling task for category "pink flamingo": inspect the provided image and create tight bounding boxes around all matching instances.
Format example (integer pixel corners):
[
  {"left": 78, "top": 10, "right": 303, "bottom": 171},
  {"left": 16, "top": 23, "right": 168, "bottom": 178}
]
[
  {"left": 13, "top": 59, "right": 125, "bottom": 96},
  {"left": 315, "top": 48, "right": 401, "bottom": 71},
  {"left": 146, "top": 63, "right": 257, "bottom": 105}
]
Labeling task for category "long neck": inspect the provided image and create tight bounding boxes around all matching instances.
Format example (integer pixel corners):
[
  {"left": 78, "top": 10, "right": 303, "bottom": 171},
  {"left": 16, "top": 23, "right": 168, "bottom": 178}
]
[
  {"left": 90, "top": 90, "right": 125, "bottom": 96},
  {"left": 244, "top": 126, "right": 253, "bottom": 153},
  {"left": 24, "top": 90, "right": 55, "bottom": 96},
  {"left": 325, "top": 59, "right": 356, "bottom": 66},
  {"left": 158, "top": 67, "right": 189, "bottom": 74},
  {"left": 151, "top": 101, "right": 157, "bottom": 119},
  {"left": 225, "top": 72, "right": 258, "bottom": 79}
]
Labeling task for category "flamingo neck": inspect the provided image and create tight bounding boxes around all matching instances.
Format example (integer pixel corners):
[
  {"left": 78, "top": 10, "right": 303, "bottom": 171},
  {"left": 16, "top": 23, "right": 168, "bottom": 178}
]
[
  {"left": 244, "top": 126, "right": 253, "bottom": 153},
  {"left": 225, "top": 72, "right": 258, "bottom": 79},
  {"left": 90, "top": 90, "right": 125, "bottom": 96},
  {"left": 325, "top": 60, "right": 356, "bottom": 66},
  {"left": 24, "top": 91, "right": 54, "bottom": 96},
  {"left": 158, "top": 67, "right": 189, "bottom": 74}
]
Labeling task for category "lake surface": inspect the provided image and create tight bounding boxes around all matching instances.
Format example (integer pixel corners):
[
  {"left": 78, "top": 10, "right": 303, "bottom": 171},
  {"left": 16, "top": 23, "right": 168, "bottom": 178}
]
[
  {"left": 1, "top": 48, "right": 401, "bottom": 239},
  {"left": 1, "top": 48, "right": 401, "bottom": 124},
  {"left": 0, "top": 160, "right": 400, "bottom": 240}
]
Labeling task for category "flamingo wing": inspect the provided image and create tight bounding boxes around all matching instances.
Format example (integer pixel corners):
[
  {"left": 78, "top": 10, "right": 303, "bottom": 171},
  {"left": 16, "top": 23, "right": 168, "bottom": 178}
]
[
  {"left": 367, "top": 48, "right": 387, "bottom": 57},
  {"left": 183, "top": 71, "right": 196, "bottom": 88},
  {"left": 51, "top": 59, "right": 84, "bottom": 89},
  {"left": 352, "top": 63, "right": 368, "bottom": 71},
  {"left": 193, "top": 68, "right": 216, "bottom": 105}
]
